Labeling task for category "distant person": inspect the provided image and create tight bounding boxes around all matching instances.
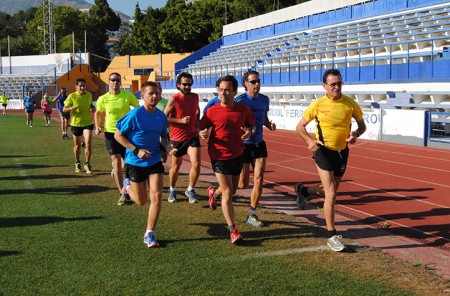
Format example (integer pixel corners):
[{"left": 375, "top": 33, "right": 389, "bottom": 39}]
[
  {"left": 115, "top": 81, "right": 176, "bottom": 248},
  {"left": 53, "top": 87, "right": 70, "bottom": 139},
  {"left": 63, "top": 78, "right": 95, "bottom": 174},
  {"left": 198, "top": 75, "right": 255, "bottom": 244},
  {"left": 94, "top": 72, "right": 139, "bottom": 205},
  {"left": 164, "top": 72, "right": 206, "bottom": 203},
  {"left": 23, "top": 90, "right": 36, "bottom": 127},
  {"left": 206, "top": 70, "right": 276, "bottom": 228},
  {"left": 1, "top": 91, "right": 9, "bottom": 116},
  {"left": 295, "top": 69, "right": 366, "bottom": 252},
  {"left": 156, "top": 82, "right": 168, "bottom": 112},
  {"left": 41, "top": 93, "right": 52, "bottom": 126}
]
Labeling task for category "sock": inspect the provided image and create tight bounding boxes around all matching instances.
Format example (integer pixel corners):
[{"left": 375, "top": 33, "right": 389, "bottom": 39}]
[
  {"left": 76, "top": 161, "right": 80, "bottom": 164},
  {"left": 328, "top": 229, "right": 337, "bottom": 238},
  {"left": 301, "top": 186, "right": 310, "bottom": 197},
  {"left": 170, "top": 187, "right": 176, "bottom": 192},
  {"left": 213, "top": 193, "right": 220, "bottom": 199},
  {"left": 145, "top": 229, "right": 154, "bottom": 236},
  {"left": 228, "top": 225, "right": 235, "bottom": 232},
  {"left": 249, "top": 208, "right": 256, "bottom": 216},
  {"left": 187, "top": 186, "right": 194, "bottom": 191}
]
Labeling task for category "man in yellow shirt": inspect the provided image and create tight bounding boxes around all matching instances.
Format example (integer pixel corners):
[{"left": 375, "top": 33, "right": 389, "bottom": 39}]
[
  {"left": 95, "top": 72, "right": 140, "bottom": 205},
  {"left": 1, "top": 91, "right": 9, "bottom": 116},
  {"left": 63, "top": 78, "right": 95, "bottom": 174},
  {"left": 295, "top": 69, "right": 366, "bottom": 252}
]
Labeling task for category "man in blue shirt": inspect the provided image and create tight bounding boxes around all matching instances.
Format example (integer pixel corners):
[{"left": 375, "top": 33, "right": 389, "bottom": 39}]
[
  {"left": 206, "top": 70, "right": 276, "bottom": 227},
  {"left": 115, "top": 81, "right": 176, "bottom": 249},
  {"left": 53, "top": 87, "right": 70, "bottom": 138},
  {"left": 23, "top": 90, "right": 36, "bottom": 127}
]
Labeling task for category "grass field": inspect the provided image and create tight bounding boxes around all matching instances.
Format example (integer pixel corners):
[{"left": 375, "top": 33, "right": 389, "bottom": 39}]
[{"left": 0, "top": 114, "right": 448, "bottom": 295}]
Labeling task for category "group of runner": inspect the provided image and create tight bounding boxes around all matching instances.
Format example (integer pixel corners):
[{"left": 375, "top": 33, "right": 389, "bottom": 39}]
[{"left": 17, "top": 68, "right": 366, "bottom": 251}]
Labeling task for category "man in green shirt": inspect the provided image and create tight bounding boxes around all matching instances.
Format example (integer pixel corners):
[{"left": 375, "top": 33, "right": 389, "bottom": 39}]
[
  {"left": 94, "top": 72, "right": 140, "bottom": 205},
  {"left": 63, "top": 78, "right": 95, "bottom": 174},
  {"left": 1, "top": 91, "right": 9, "bottom": 116}
]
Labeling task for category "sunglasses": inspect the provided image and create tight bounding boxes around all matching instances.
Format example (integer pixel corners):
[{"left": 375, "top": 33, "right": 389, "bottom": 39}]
[
  {"left": 181, "top": 83, "right": 192, "bottom": 87},
  {"left": 326, "top": 82, "right": 344, "bottom": 88},
  {"left": 248, "top": 79, "right": 261, "bottom": 84},
  {"left": 110, "top": 78, "right": 121, "bottom": 82}
]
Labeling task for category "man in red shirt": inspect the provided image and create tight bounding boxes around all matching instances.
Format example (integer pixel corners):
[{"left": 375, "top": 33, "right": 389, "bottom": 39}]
[
  {"left": 199, "top": 75, "right": 255, "bottom": 244},
  {"left": 164, "top": 72, "right": 205, "bottom": 203}
]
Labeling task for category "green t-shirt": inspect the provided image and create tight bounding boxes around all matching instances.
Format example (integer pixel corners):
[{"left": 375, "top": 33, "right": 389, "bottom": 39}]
[
  {"left": 65, "top": 91, "right": 94, "bottom": 127},
  {"left": 156, "top": 97, "right": 168, "bottom": 112},
  {"left": 0, "top": 95, "right": 8, "bottom": 104},
  {"left": 96, "top": 90, "right": 140, "bottom": 133}
]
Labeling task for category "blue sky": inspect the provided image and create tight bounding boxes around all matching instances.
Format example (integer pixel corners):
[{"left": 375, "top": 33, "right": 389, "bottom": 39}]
[{"left": 84, "top": 0, "right": 167, "bottom": 17}]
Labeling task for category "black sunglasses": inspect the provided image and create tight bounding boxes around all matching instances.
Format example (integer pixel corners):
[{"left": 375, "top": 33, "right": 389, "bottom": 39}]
[
  {"left": 181, "top": 83, "right": 192, "bottom": 87},
  {"left": 110, "top": 78, "right": 121, "bottom": 82},
  {"left": 248, "top": 79, "right": 261, "bottom": 84}
]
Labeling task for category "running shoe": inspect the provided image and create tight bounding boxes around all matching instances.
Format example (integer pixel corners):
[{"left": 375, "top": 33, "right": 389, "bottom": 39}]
[
  {"left": 327, "top": 235, "right": 346, "bottom": 252},
  {"left": 84, "top": 164, "right": 92, "bottom": 174},
  {"left": 295, "top": 183, "right": 308, "bottom": 210},
  {"left": 230, "top": 228, "right": 243, "bottom": 244},
  {"left": 117, "top": 194, "right": 128, "bottom": 206},
  {"left": 122, "top": 178, "right": 131, "bottom": 200},
  {"left": 207, "top": 186, "right": 217, "bottom": 210},
  {"left": 75, "top": 162, "right": 81, "bottom": 173},
  {"left": 185, "top": 188, "right": 198, "bottom": 204},
  {"left": 245, "top": 214, "right": 265, "bottom": 227},
  {"left": 168, "top": 190, "right": 177, "bottom": 203},
  {"left": 143, "top": 232, "right": 159, "bottom": 248}
]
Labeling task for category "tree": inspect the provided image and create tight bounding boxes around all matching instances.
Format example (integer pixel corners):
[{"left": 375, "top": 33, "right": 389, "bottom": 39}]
[{"left": 86, "top": 0, "right": 121, "bottom": 72}]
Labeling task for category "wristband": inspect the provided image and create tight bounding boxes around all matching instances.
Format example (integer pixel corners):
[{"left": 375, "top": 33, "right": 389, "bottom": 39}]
[{"left": 133, "top": 148, "right": 139, "bottom": 155}]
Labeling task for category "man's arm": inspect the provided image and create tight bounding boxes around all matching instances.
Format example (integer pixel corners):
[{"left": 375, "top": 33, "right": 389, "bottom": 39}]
[
  {"left": 263, "top": 113, "right": 276, "bottom": 131},
  {"left": 296, "top": 117, "right": 322, "bottom": 152},
  {"left": 94, "top": 110, "right": 102, "bottom": 135},
  {"left": 347, "top": 119, "right": 367, "bottom": 144},
  {"left": 164, "top": 96, "right": 190, "bottom": 124}
]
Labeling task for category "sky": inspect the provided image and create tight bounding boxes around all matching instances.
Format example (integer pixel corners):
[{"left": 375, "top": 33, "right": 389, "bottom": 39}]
[{"left": 84, "top": 0, "right": 167, "bottom": 17}]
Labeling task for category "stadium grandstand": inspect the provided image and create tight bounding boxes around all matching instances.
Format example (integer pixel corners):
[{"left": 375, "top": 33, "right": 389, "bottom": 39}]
[{"left": 159, "top": 0, "right": 450, "bottom": 148}]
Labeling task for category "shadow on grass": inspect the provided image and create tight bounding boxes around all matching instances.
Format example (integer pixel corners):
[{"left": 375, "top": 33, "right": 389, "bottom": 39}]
[
  {"left": 0, "top": 216, "right": 104, "bottom": 228},
  {"left": 0, "top": 174, "right": 85, "bottom": 181},
  {"left": 0, "top": 185, "right": 110, "bottom": 196},
  {"left": 0, "top": 164, "right": 67, "bottom": 169},
  {"left": 0, "top": 251, "right": 22, "bottom": 257}
]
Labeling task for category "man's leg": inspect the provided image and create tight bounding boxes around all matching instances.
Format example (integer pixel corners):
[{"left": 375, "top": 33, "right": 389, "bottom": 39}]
[
  {"left": 111, "top": 154, "right": 124, "bottom": 194},
  {"left": 169, "top": 155, "right": 182, "bottom": 188},
  {"left": 250, "top": 157, "right": 266, "bottom": 209},
  {"left": 73, "top": 135, "right": 82, "bottom": 162},
  {"left": 216, "top": 173, "right": 235, "bottom": 227},
  {"left": 147, "top": 173, "right": 163, "bottom": 230},
  {"left": 83, "top": 129, "right": 93, "bottom": 163},
  {"left": 238, "top": 163, "right": 251, "bottom": 189},
  {"left": 187, "top": 146, "right": 201, "bottom": 188}
]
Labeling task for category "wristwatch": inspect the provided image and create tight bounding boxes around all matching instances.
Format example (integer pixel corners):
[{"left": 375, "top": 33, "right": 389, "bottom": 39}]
[{"left": 133, "top": 147, "right": 139, "bottom": 155}]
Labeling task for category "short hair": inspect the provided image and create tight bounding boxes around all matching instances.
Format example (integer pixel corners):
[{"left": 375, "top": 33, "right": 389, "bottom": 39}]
[
  {"left": 242, "top": 70, "right": 259, "bottom": 90},
  {"left": 109, "top": 72, "right": 121, "bottom": 79},
  {"left": 216, "top": 75, "right": 238, "bottom": 92},
  {"left": 322, "top": 69, "right": 342, "bottom": 83},
  {"left": 141, "top": 81, "right": 158, "bottom": 92},
  {"left": 176, "top": 72, "right": 193, "bottom": 85},
  {"left": 75, "top": 78, "right": 86, "bottom": 85}
]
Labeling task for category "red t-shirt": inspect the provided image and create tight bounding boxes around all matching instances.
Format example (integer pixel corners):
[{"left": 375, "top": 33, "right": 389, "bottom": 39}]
[
  {"left": 168, "top": 92, "right": 199, "bottom": 142},
  {"left": 199, "top": 102, "right": 255, "bottom": 160}
]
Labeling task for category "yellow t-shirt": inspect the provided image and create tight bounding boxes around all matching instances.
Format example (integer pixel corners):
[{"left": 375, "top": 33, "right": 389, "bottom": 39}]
[
  {"left": 0, "top": 95, "right": 8, "bottom": 104},
  {"left": 65, "top": 91, "right": 94, "bottom": 127},
  {"left": 303, "top": 94, "right": 363, "bottom": 151},
  {"left": 96, "top": 90, "right": 139, "bottom": 133}
]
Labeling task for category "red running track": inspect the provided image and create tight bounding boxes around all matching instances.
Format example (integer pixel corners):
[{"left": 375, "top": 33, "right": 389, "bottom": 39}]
[{"left": 199, "top": 129, "right": 450, "bottom": 251}]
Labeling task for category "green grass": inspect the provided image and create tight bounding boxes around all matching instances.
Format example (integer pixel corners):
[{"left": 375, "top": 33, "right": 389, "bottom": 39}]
[{"left": 0, "top": 115, "right": 447, "bottom": 295}]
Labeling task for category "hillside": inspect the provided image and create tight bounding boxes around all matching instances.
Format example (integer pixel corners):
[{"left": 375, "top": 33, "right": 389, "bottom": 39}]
[{"left": 0, "top": 0, "right": 130, "bottom": 19}]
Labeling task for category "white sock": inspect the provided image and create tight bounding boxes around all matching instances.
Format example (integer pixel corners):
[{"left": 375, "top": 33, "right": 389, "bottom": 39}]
[
  {"left": 145, "top": 229, "right": 153, "bottom": 236},
  {"left": 170, "top": 187, "right": 176, "bottom": 192},
  {"left": 187, "top": 186, "right": 194, "bottom": 191}
]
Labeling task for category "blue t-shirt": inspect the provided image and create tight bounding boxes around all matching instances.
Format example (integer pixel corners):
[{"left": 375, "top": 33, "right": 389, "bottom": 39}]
[
  {"left": 234, "top": 93, "right": 270, "bottom": 144},
  {"left": 116, "top": 106, "right": 168, "bottom": 167},
  {"left": 55, "top": 93, "right": 68, "bottom": 112},
  {"left": 203, "top": 97, "right": 220, "bottom": 114},
  {"left": 23, "top": 96, "right": 36, "bottom": 111}
]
